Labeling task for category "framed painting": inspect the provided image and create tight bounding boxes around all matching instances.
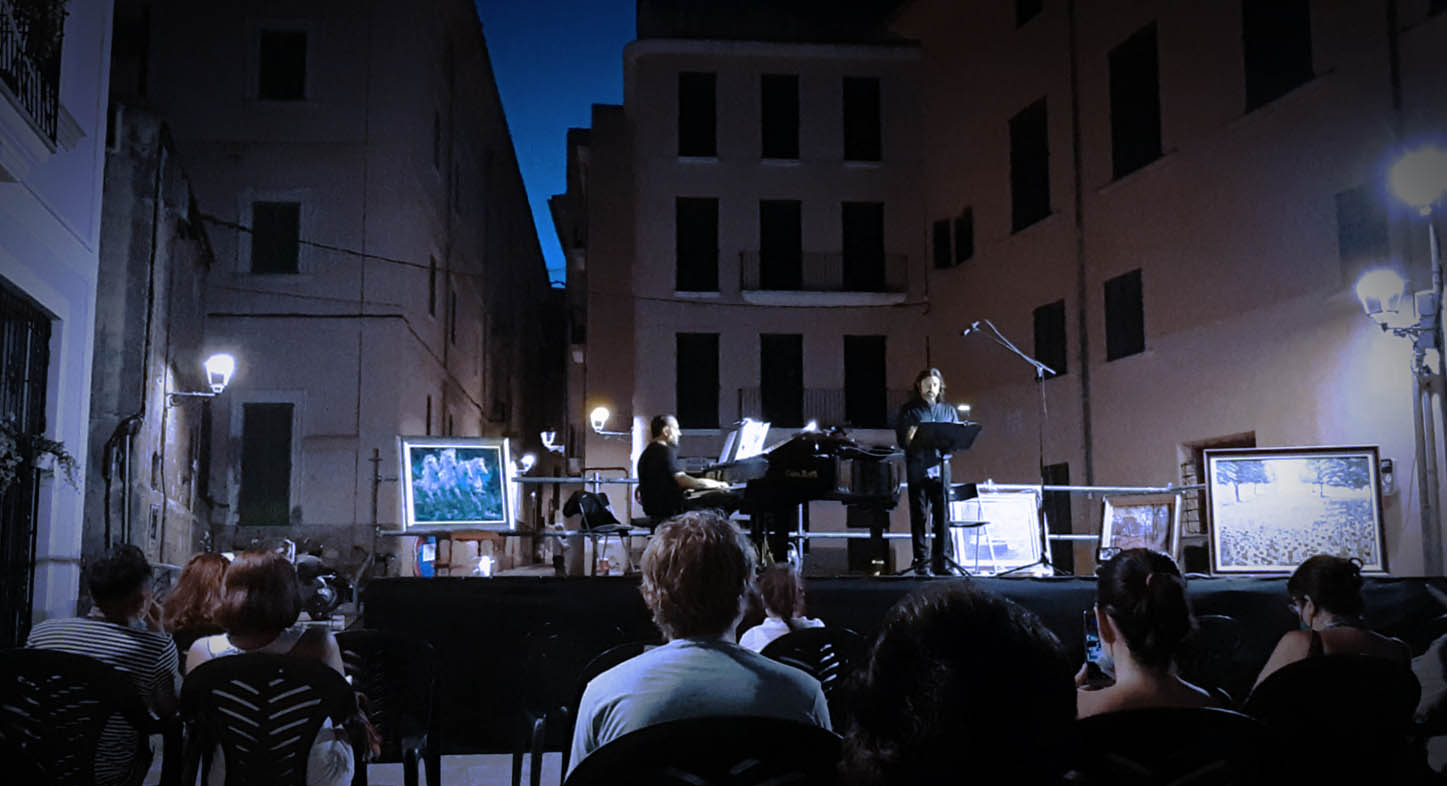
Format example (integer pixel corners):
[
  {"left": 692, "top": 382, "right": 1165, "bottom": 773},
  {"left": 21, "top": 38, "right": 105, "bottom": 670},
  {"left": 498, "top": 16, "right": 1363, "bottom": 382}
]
[
  {"left": 948, "top": 486, "right": 1047, "bottom": 576},
  {"left": 1205, "top": 446, "right": 1385, "bottom": 574},
  {"left": 399, "top": 436, "right": 514, "bottom": 531},
  {"left": 1098, "top": 493, "right": 1180, "bottom": 564}
]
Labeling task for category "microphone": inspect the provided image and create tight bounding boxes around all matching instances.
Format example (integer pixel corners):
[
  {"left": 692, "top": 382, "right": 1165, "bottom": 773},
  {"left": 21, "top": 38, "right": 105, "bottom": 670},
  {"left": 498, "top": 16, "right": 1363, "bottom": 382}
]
[{"left": 960, "top": 321, "right": 982, "bottom": 336}]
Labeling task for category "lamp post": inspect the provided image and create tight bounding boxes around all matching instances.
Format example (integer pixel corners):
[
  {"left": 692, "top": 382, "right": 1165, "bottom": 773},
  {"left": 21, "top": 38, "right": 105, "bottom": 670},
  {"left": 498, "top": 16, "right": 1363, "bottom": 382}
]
[
  {"left": 1380, "top": 145, "right": 1447, "bottom": 573},
  {"left": 588, "top": 405, "right": 628, "bottom": 437},
  {"left": 167, "top": 353, "right": 237, "bottom": 406}
]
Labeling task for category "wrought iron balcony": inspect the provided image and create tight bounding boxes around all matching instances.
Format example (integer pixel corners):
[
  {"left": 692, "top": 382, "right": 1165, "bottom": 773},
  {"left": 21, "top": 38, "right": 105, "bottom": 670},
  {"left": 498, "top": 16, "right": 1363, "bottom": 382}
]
[
  {"left": 739, "top": 251, "right": 908, "bottom": 294},
  {"left": 0, "top": 0, "right": 65, "bottom": 143}
]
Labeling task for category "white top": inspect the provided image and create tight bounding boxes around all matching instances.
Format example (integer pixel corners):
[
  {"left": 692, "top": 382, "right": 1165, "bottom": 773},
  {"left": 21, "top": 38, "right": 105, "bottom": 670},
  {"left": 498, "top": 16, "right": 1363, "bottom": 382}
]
[
  {"left": 739, "top": 615, "right": 825, "bottom": 653},
  {"left": 568, "top": 637, "right": 830, "bottom": 773}
]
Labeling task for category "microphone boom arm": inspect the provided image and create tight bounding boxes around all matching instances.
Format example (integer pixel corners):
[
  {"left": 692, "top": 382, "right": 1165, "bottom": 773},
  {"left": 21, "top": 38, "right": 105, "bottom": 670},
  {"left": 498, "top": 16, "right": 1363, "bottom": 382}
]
[{"left": 968, "top": 319, "right": 1057, "bottom": 379}]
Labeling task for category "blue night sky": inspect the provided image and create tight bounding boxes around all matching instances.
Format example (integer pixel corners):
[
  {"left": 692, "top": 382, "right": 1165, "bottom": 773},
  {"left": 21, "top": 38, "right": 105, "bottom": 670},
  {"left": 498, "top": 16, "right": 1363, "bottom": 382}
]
[{"left": 473, "top": 1, "right": 636, "bottom": 285}]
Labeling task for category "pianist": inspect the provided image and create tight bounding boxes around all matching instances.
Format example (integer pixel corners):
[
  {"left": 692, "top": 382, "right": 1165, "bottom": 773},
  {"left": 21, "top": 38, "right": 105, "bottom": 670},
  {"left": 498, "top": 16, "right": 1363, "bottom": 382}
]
[
  {"left": 896, "top": 368, "right": 959, "bottom": 576},
  {"left": 638, "top": 414, "right": 743, "bottom": 520}
]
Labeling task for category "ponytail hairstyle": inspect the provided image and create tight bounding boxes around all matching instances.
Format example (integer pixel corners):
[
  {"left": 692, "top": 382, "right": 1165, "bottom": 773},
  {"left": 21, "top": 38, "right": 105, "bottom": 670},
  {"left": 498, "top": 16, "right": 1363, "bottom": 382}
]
[
  {"left": 756, "top": 564, "right": 806, "bottom": 632},
  {"left": 1287, "top": 554, "right": 1365, "bottom": 617},
  {"left": 1096, "top": 548, "right": 1193, "bottom": 670}
]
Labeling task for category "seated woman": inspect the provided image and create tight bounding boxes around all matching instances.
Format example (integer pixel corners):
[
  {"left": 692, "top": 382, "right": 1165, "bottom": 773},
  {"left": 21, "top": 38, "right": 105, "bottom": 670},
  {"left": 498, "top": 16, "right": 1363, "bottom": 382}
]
[
  {"left": 162, "top": 551, "right": 229, "bottom": 663},
  {"left": 187, "top": 550, "right": 352, "bottom": 786},
  {"left": 1253, "top": 554, "right": 1409, "bottom": 688},
  {"left": 739, "top": 564, "right": 823, "bottom": 652},
  {"left": 1077, "top": 548, "right": 1216, "bottom": 718}
]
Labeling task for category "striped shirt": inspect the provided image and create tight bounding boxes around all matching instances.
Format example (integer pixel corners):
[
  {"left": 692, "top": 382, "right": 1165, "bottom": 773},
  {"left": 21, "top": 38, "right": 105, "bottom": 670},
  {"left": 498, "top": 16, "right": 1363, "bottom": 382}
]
[{"left": 27, "top": 617, "right": 180, "bottom": 786}]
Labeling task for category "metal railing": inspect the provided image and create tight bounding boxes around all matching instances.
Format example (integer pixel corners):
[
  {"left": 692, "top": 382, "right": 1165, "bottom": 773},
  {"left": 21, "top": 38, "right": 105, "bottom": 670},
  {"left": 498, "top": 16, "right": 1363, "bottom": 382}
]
[
  {"left": 0, "top": 0, "right": 65, "bottom": 143},
  {"left": 734, "top": 387, "right": 911, "bottom": 429},
  {"left": 739, "top": 251, "right": 907, "bottom": 294}
]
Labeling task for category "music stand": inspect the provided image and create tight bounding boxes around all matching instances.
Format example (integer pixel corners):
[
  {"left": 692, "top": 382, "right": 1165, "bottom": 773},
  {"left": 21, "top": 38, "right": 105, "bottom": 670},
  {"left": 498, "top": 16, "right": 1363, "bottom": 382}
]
[{"left": 911, "top": 422, "right": 982, "bottom": 576}]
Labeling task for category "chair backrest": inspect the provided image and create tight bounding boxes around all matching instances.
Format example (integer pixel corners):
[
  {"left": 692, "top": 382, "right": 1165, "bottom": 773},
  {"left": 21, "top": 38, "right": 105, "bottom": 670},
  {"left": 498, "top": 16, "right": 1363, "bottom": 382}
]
[
  {"left": 1175, "top": 614, "right": 1245, "bottom": 703},
  {"left": 336, "top": 629, "right": 437, "bottom": 764},
  {"left": 1244, "top": 654, "right": 1420, "bottom": 735},
  {"left": 564, "top": 715, "right": 841, "bottom": 786},
  {"left": 181, "top": 653, "right": 358, "bottom": 786},
  {"left": 759, "top": 627, "right": 866, "bottom": 727},
  {"left": 0, "top": 648, "right": 158, "bottom": 786},
  {"left": 1073, "top": 706, "right": 1282, "bottom": 786}
]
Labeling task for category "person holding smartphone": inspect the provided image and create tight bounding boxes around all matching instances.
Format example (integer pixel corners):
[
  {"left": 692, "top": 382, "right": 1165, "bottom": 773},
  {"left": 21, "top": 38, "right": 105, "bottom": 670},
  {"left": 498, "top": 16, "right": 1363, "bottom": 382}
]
[{"left": 1076, "top": 548, "right": 1216, "bottom": 718}]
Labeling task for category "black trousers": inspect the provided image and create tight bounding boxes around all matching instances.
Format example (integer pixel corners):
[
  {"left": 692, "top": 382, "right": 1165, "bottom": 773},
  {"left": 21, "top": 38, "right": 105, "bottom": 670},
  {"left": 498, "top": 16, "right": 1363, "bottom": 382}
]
[{"left": 908, "top": 476, "right": 951, "bottom": 570}]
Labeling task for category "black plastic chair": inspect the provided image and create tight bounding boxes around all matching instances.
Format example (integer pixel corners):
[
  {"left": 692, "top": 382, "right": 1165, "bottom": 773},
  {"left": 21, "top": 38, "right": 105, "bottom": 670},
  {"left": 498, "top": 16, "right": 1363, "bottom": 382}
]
[
  {"left": 759, "top": 627, "right": 867, "bottom": 729},
  {"left": 554, "top": 641, "right": 656, "bottom": 783},
  {"left": 1243, "top": 654, "right": 1422, "bottom": 780},
  {"left": 564, "top": 715, "right": 841, "bottom": 786},
  {"left": 181, "top": 652, "right": 360, "bottom": 786},
  {"left": 1072, "top": 706, "right": 1282, "bottom": 785},
  {"left": 0, "top": 648, "right": 181, "bottom": 786},
  {"left": 337, "top": 630, "right": 440, "bottom": 786},
  {"left": 1175, "top": 614, "right": 1245, "bottom": 705}
]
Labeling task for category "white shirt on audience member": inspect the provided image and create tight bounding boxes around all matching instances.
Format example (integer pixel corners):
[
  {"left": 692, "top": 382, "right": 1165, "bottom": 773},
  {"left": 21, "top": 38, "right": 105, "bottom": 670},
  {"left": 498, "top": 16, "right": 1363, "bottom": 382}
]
[
  {"left": 568, "top": 637, "right": 830, "bottom": 773},
  {"left": 739, "top": 615, "right": 825, "bottom": 653}
]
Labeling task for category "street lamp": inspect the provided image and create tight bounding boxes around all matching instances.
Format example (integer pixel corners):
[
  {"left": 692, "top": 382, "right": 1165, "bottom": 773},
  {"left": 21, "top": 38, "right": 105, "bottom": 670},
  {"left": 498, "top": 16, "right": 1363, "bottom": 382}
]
[
  {"left": 168, "top": 353, "right": 237, "bottom": 406},
  {"left": 588, "top": 405, "right": 628, "bottom": 437}
]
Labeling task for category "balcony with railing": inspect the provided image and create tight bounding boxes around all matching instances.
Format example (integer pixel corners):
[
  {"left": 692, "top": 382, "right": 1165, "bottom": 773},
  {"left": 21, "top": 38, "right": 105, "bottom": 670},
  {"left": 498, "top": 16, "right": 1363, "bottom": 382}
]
[
  {"left": 735, "top": 387, "right": 912, "bottom": 430},
  {"left": 738, "top": 251, "right": 908, "bottom": 303},
  {"left": 0, "top": 0, "right": 65, "bottom": 145}
]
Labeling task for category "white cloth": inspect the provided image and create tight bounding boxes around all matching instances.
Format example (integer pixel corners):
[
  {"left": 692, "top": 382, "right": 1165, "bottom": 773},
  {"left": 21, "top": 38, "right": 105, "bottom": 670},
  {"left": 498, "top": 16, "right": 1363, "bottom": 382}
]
[
  {"left": 738, "top": 615, "right": 825, "bottom": 653},
  {"left": 567, "top": 637, "right": 830, "bottom": 774},
  {"left": 194, "top": 625, "right": 354, "bottom": 786}
]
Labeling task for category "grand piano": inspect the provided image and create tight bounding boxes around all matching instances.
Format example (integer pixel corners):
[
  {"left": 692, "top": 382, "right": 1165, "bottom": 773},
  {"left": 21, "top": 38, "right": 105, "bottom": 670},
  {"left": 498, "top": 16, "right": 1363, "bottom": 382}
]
[{"left": 702, "top": 429, "right": 902, "bottom": 560}]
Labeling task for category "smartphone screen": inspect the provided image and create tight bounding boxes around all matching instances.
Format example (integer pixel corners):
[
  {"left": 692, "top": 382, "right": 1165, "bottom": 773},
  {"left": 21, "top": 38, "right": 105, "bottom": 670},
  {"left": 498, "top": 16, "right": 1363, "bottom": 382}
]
[{"left": 1083, "top": 609, "right": 1102, "bottom": 664}]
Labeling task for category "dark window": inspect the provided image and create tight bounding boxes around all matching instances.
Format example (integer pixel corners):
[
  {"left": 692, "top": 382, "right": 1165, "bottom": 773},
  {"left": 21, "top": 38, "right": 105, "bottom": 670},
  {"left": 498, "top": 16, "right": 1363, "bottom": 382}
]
[
  {"left": 1017, "top": 0, "right": 1043, "bottom": 26},
  {"left": 676, "top": 197, "right": 719, "bottom": 292},
  {"left": 1010, "top": 98, "right": 1051, "bottom": 232},
  {"left": 1335, "top": 185, "right": 1390, "bottom": 264},
  {"left": 427, "top": 256, "right": 437, "bottom": 316},
  {"left": 842, "top": 202, "right": 885, "bottom": 291},
  {"left": 1105, "top": 269, "right": 1145, "bottom": 360},
  {"left": 238, "top": 403, "right": 292, "bottom": 525},
  {"left": 676, "top": 333, "right": 720, "bottom": 429},
  {"left": 1433, "top": 0, "right": 1447, "bottom": 16},
  {"left": 1033, "top": 300, "right": 1067, "bottom": 379},
  {"left": 258, "top": 30, "right": 306, "bottom": 101},
  {"left": 761, "top": 334, "right": 804, "bottom": 427},
  {"left": 932, "top": 219, "right": 951, "bottom": 270},
  {"left": 761, "top": 74, "right": 799, "bottom": 159},
  {"left": 432, "top": 111, "right": 441, "bottom": 170},
  {"left": 843, "top": 77, "right": 882, "bottom": 162},
  {"left": 678, "top": 72, "right": 717, "bottom": 157},
  {"left": 1109, "top": 23, "right": 1163, "bottom": 179},
  {"left": 251, "top": 201, "right": 300, "bottom": 274},
  {"left": 1242, "top": 0, "right": 1313, "bottom": 111},
  {"left": 844, "top": 335, "right": 887, "bottom": 428},
  {"left": 954, "top": 208, "right": 975, "bottom": 264},
  {"left": 759, "top": 200, "right": 802, "bottom": 290},
  {"left": 1041, "top": 462, "right": 1074, "bottom": 573}
]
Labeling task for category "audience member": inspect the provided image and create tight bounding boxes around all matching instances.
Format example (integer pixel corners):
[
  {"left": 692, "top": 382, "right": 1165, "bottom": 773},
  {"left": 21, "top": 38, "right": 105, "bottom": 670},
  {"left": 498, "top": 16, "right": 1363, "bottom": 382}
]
[
  {"left": 26, "top": 544, "right": 180, "bottom": 786},
  {"left": 841, "top": 582, "right": 1076, "bottom": 786},
  {"left": 187, "top": 550, "right": 353, "bottom": 786},
  {"left": 568, "top": 510, "right": 830, "bottom": 773},
  {"left": 1253, "top": 554, "right": 1409, "bottom": 688},
  {"left": 1076, "top": 548, "right": 1216, "bottom": 718},
  {"left": 740, "top": 564, "right": 824, "bottom": 652},
  {"left": 161, "top": 551, "right": 229, "bottom": 660}
]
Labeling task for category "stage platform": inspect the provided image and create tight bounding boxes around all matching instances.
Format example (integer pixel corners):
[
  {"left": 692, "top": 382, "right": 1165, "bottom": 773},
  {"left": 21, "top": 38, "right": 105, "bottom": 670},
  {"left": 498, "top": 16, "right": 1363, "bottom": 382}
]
[{"left": 361, "top": 574, "right": 1447, "bottom": 754}]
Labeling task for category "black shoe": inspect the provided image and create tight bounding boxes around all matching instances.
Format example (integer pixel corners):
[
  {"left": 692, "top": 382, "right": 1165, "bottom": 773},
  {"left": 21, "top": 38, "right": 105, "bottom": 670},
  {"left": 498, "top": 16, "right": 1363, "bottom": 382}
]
[
  {"left": 931, "top": 565, "right": 953, "bottom": 577},
  {"left": 912, "top": 563, "right": 930, "bottom": 577}
]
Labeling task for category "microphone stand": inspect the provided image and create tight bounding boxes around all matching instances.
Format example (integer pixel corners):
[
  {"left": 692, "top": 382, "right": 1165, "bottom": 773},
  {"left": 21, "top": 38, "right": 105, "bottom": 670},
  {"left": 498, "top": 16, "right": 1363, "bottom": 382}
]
[{"left": 963, "top": 320, "right": 1065, "bottom": 576}]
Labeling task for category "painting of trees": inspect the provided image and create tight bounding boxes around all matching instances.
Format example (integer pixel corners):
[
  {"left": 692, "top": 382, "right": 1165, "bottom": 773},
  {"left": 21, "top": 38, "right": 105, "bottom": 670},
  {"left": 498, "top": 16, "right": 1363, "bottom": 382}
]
[
  {"left": 1300, "top": 457, "right": 1372, "bottom": 498},
  {"left": 1215, "top": 459, "right": 1272, "bottom": 502}
]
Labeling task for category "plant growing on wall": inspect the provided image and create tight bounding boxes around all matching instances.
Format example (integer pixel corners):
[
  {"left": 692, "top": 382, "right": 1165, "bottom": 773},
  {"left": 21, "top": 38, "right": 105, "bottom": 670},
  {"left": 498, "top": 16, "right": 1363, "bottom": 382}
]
[{"left": 0, "top": 417, "right": 77, "bottom": 496}]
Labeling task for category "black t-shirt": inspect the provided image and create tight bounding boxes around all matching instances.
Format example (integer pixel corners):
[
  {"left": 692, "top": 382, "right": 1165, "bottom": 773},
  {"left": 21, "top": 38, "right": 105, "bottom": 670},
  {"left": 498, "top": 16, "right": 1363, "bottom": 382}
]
[{"left": 638, "top": 441, "right": 685, "bottom": 517}]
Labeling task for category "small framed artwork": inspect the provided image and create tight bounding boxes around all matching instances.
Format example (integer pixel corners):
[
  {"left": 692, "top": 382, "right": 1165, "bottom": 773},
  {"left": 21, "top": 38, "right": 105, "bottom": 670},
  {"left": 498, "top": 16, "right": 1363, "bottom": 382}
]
[
  {"left": 399, "top": 436, "right": 514, "bottom": 531},
  {"left": 1098, "top": 493, "right": 1180, "bottom": 564},
  {"left": 949, "top": 486, "right": 1047, "bottom": 576},
  {"left": 1205, "top": 446, "right": 1385, "bottom": 574}
]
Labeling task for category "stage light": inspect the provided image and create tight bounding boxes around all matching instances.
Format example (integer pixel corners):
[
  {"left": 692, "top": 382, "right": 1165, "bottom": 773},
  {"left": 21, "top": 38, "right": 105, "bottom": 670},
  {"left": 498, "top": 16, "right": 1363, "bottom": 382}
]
[
  {"left": 804, "top": 419, "right": 819, "bottom": 432},
  {"left": 956, "top": 403, "right": 973, "bottom": 418}
]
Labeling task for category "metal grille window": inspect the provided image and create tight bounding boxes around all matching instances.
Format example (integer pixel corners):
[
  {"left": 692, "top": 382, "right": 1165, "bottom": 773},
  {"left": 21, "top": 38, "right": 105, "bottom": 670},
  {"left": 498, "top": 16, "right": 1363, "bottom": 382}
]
[
  {"left": 0, "top": 0, "right": 65, "bottom": 142},
  {"left": 0, "top": 283, "right": 51, "bottom": 647}
]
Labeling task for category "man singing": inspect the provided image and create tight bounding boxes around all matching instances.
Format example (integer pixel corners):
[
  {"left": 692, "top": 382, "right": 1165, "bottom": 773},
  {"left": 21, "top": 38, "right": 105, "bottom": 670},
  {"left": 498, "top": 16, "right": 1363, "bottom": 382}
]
[
  {"left": 637, "top": 414, "right": 741, "bottom": 520},
  {"left": 896, "top": 368, "right": 959, "bottom": 575}
]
